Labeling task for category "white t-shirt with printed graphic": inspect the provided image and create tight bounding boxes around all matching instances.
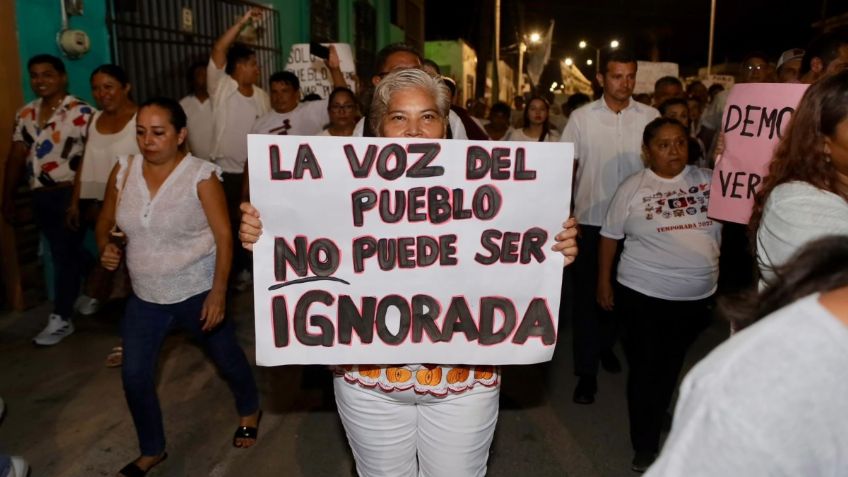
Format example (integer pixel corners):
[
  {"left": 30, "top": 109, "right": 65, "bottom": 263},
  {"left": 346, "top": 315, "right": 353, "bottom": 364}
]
[
  {"left": 601, "top": 165, "right": 722, "bottom": 301},
  {"left": 251, "top": 100, "right": 329, "bottom": 136}
]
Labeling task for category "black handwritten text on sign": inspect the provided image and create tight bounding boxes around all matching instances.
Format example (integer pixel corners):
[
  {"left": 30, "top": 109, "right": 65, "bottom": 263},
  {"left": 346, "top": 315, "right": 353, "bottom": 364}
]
[
  {"left": 718, "top": 104, "right": 794, "bottom": 203},
  {"left": 248, "top": 135, "right": 573, "bottom": 365}
]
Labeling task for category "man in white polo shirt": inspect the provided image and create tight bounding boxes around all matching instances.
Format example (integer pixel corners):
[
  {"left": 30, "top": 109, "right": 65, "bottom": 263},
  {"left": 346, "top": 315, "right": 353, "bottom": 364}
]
[
  {"left": 560, "top": 49, "right": 659, "bottom": 404},
  {"left": 208, "top": 8, "right": 270, "bottom": 288}
]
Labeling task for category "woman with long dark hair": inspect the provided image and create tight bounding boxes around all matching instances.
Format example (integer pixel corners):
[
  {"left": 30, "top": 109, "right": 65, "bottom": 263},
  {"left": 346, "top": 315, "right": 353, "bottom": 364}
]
[
  {"left": 750, "top": 69, "right": 848, "bottom": 286},
  {"left": 503, "top": 96, "right": 560, "bottom": 142}
]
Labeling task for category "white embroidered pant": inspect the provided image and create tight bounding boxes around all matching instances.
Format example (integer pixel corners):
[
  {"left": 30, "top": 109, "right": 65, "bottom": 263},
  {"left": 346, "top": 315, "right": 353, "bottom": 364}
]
[{"left": 333, "top": 376, "right": 501, "bottom": 477}]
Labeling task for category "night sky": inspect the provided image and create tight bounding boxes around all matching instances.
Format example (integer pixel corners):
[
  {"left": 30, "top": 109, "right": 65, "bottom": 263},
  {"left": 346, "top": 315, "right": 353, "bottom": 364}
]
[{"left": 425, "top": 0, "right": 845, "bottom": 82}]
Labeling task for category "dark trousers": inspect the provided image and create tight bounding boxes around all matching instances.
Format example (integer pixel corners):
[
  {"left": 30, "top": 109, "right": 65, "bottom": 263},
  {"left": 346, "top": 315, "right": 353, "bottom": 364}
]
[
  {"left": 571, "top": 225, "right": 619, "bottom": 377},
  {"left": 617, "top": 284, "right": 711, "bottom": 453},
  {"left": 121, "top": 291, "right": 259, "bottom": 455},
  {"left": 221, "top": 172, "right": 250, "bottom": 277},
  {"left": 717, "top": 222, "right": 755, "bottom": 294},
  {"left": 31, "top": 186, "right": 86, "bottom": 318}
]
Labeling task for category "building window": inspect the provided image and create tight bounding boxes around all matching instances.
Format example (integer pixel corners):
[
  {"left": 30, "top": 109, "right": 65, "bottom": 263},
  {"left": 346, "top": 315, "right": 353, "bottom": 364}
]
[{"left": 311, "top": 0, "right": 339, "bottom": 42}]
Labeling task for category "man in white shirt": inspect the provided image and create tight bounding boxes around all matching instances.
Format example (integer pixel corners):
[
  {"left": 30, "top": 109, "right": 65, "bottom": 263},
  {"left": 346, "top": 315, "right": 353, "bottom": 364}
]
[
  {"left": 179, "top": 61, "right": 214, "bottom": 159},
  {"left": 208, "top": 8, "right": 271, "bottom": 286},
  {"left": 559, "top": 49, "right": 659, "bottom": 404},
  {"left": 208, "top": 10, "right": 270, "bottom": 175}
]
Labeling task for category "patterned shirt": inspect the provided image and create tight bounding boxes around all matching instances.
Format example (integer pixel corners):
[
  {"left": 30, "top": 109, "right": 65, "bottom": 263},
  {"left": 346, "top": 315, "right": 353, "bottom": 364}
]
[{"left": 12, "top": 95, "right": 93, "bottom": 189}]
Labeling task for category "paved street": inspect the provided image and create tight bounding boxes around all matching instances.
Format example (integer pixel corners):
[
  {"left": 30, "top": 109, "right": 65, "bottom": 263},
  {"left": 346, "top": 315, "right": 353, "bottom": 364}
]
[{"left": 0, "top": 289, "right": 727, "bottom": 477}]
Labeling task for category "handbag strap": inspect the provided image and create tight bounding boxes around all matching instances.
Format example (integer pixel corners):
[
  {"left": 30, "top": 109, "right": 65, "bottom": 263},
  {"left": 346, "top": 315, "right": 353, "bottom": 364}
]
[{"left": 110, "top": 155, "right": 135, "bottom": 234}]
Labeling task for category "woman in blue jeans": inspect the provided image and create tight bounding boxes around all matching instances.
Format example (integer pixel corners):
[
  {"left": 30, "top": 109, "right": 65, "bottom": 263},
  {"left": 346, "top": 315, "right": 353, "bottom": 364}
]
[{"left": 96, "top": 97, "right": 260, "bottom": 476}]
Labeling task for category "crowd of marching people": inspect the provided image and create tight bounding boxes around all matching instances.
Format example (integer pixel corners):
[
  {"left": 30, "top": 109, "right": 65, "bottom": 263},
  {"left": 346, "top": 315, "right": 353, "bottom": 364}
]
[{"left": 2, "top": 4, "right": 848, "bottom": 475}]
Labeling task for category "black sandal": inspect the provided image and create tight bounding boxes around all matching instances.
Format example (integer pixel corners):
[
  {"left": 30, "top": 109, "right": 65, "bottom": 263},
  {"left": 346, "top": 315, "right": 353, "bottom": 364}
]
[
  {"left": 233, "top": 410, "right": 263, "bottom": 448},
  {"left": 118, "top": 452, "right": 167, "bottom": 477}
]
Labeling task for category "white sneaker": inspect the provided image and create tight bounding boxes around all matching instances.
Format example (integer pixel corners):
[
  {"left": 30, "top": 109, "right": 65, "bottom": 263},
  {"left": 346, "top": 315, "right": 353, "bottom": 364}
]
[
  {"left": 33, "top": 314, "right": 74, "bottom": 346},
  {"left": 9, "top": 456, "right": 29, "bottom": 477},
  {"left": 75, "top": 295, "right": 100, "bottom": 316}
]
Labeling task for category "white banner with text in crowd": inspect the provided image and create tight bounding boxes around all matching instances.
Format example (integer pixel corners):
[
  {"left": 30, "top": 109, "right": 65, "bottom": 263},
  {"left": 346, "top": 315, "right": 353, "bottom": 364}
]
[
  {"left": 248, "top": 135, "right": 573, "bottom": 366},
  {"left": 284, "top": 43, "right": 357, "bottom": 98}
]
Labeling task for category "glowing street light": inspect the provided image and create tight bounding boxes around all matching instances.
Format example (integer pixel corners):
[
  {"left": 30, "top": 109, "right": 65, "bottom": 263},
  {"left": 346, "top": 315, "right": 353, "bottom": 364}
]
[
  {"left": 577, "top": 39, "right": 621, "bottom": 75},
  {"left": 529, "top": 32, "right": 541, "bottom": 43},
  {"left": 564, "top": 57, "right": 573, "bottom": 66}
]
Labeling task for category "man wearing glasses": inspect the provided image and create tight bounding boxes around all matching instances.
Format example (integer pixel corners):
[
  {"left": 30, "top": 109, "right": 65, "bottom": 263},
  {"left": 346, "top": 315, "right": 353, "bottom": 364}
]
[{"left": 700, "top": 52, "right": 771, "bottom": 135}]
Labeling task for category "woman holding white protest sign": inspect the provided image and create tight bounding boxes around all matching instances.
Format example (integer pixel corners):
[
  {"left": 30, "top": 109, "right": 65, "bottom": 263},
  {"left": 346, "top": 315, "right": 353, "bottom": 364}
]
[
  {"left": 751, "top": 69, "right": 848, "bottom": 286},
  {"left": 239, "top": 67, "right": 578, "bottom": 477},
  {"left": 97, "top": 97, "right": 260, "bottom": 476},
  {"left": 596, "top": 117, "right": 722, "bottom": 472}
]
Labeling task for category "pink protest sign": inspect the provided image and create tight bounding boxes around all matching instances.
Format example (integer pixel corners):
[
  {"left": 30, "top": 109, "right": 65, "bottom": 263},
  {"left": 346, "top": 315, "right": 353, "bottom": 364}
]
[{"left": 707, "top": 83, "right": 808, "bottom": 224}]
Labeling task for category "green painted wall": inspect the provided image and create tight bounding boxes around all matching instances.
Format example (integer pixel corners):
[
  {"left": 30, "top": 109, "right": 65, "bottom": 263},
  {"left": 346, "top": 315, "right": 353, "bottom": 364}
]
[
  {"left": 13, "top": 0, "right": 399, "bottom": 104},
  {"left": 15, "top": 0, "right": 111, "bottom": 104},
  {"left": 267, "top": 0, "right": 398, "bottom": 70},
  {"left": 389, "top": 25, "right": 406, "bottom": 46},
  {"left": 375, "top": 0, "right": 392, "bottom": 49},
  {"left": 268, "top": 0, "right": 310, "bottom": 67},
  {"left": 338, "top": 0, "right": 355, "bottom": 45}
]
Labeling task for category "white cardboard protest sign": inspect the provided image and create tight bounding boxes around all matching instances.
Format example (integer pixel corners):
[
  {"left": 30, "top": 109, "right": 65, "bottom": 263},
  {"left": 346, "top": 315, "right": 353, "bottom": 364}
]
[
  {"left": 635, "top": 61, "right": 680, "bottom": 94},
  {"left": 285, "top": 43, "right": 357, "bottom": 98},
  {"left": 248, "top": 135, "right": 573, "bottom": 366},
  {"left": 703, "top": 74, "right": 735, "bottom": 91}
]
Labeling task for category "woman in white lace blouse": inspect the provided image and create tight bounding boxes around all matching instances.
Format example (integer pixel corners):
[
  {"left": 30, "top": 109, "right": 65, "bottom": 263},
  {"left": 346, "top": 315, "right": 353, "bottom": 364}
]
[{"left": 96, "top": 97, "right": 260, "bottom": 477}]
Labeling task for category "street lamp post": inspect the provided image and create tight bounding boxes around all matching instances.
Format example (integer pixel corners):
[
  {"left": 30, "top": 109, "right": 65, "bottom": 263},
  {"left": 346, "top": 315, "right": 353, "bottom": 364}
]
[
  {"left": 516, "top": 31, "right": 542, "bottom": 97},
  {"left": 578, "top": 39, "right": 620, "bottom": 76},
  {"left": 518, "top": 42, "right": 527, "bottom": 96}
]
